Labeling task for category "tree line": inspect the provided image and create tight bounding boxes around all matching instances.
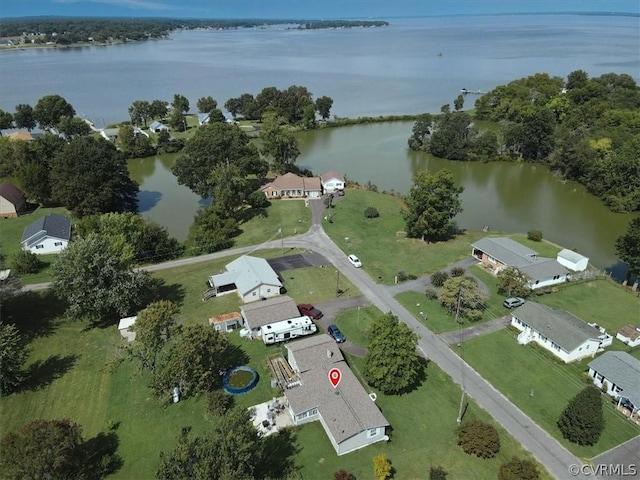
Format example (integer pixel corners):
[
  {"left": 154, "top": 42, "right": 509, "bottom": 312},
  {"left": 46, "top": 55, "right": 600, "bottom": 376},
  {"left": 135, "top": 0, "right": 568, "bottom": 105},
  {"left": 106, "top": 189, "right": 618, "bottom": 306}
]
[
  {"left": 408, "top": 71, "right": 640, "bottom": 213},
  {"left": 0, "top": 17, "right": 387, "bottom": 46}
]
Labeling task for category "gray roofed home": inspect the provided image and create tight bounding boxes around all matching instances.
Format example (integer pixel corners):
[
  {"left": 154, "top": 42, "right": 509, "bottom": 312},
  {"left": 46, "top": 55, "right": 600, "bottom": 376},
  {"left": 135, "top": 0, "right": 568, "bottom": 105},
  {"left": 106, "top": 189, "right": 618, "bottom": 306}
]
[
  {"left": 588, "top": 351, "right": 640, "bottom": 415},
  {"left": 510, "top": 302, "right": 608, "bottom": 363},
  {"left": 471, "top": 236, "right": 570, "bottom": 289},
  {"left": 21, "top": 213, "right": 72, "bottom": 254},
  {"left": 149, "top": 121, "right": 168, "bottom": 133},
  {"left": 208, "top": 255, "right": 282, "bottom": 303},
  {"left": 240, "top": 295, "right": 300, "bottom": 330},
  {"left": 285, "top": 334, "right": 389, "bottom": 455},
  {"left": 0, "top": 181, "right": 27, "bottom": 218}
]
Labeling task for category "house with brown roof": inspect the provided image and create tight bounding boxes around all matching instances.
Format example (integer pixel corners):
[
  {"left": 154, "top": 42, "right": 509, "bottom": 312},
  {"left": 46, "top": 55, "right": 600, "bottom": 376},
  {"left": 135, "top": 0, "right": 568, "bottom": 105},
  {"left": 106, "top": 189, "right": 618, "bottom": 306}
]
[
  {"left": 320, "top": 171, "right": 345, "bottom": 193},
  {"left": 285, "top": 334, "right": 390, "bottom": 455},
  {"left": 0, "top": 181, "right": 27, "bottom": 218},
  {"left": 260, "top": 172, "right": 322, "bottom": 199},
  {"left": 616, "top": 325, "right": 640, "bottom": 348},
  {"left": 7, "top": 131, "right": 34, "bottom": 142}
]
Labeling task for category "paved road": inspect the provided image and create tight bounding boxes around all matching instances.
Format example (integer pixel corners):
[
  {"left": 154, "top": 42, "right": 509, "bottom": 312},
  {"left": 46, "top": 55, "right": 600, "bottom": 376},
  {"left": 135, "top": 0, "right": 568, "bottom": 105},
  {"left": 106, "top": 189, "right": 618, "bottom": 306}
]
[
  {"left": 592, "top": 435, "right": 640, "bottom": 480},
  {"left": 20, "top": 216, "right": 594, "bottom": 478}
]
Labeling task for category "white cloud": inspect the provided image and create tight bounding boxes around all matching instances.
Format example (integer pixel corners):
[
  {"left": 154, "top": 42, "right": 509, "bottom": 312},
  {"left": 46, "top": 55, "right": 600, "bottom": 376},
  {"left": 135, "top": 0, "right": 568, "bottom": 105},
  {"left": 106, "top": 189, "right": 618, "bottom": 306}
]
[{"left": 52, "top": 0, "right": 177, "bottom": 11}]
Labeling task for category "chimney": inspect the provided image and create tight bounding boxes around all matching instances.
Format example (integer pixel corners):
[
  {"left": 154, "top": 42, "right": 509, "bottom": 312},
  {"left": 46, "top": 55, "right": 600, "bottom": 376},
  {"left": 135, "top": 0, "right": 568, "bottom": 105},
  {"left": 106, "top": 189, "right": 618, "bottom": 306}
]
[{"left": 327, "top": 349, "right": 332, "bottom": 358}]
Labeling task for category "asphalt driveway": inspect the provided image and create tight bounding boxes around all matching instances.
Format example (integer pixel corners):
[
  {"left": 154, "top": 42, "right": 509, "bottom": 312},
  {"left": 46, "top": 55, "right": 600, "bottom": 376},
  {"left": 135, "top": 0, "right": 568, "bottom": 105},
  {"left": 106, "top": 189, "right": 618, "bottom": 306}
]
[{"left": 267, "top": 252, "right": 331, "bottom": 273}]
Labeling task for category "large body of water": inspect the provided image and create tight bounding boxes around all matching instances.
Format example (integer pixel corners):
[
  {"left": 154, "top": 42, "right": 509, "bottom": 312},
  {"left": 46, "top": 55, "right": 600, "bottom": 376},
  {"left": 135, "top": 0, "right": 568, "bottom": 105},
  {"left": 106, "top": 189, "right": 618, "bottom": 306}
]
[{"left": 1, "top": 15, "right": 638, "bottom": 270}]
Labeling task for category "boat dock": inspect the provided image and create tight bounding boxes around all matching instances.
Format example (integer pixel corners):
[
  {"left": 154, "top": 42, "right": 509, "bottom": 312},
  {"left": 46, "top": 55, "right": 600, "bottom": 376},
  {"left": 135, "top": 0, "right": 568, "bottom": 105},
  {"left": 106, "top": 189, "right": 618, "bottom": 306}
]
[{"left": 460, "top": 88, "right": 485, "bottom": 95}]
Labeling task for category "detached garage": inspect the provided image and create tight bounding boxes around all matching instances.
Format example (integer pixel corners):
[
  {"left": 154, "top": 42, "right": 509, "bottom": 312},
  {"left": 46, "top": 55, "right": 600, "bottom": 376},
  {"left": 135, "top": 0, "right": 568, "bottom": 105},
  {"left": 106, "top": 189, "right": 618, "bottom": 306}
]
[{"left": 556, "top": 249, "right": 589, "bottom": 272}]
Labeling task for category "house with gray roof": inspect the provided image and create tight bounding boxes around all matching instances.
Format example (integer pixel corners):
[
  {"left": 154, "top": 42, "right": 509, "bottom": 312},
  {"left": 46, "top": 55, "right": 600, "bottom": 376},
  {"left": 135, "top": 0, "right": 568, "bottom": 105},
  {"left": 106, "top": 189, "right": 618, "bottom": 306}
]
[
  {"left": 471, "top": 237, "right": 570, "bottom": 289},
  {"left": 285, "top": 334, "right": 390, "bottom": 455},
  {"left": 239, "top": 295, "right": 300, "bottom": 331},
  {"left": 21, "top": 213, "right": 72, "bottom": 254},
  {"left": 510, "top": 302, "right": 610, "bottom": 363},
  {"left": 149, "top": 121, "right": 169, "bottom": 133},
  {"left": 588, "top": 352, "right": 640, "bottom": 417},
  {"left": 208, "top": 255, "right": 282, "bottom": 303}
]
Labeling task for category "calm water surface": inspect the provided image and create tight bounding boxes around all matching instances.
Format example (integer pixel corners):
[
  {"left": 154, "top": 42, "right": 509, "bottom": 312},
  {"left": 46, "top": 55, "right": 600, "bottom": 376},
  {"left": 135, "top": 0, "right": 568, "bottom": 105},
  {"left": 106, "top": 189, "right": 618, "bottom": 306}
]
[{"left": 2, "top": 15, "right": 638, "bottom": 270}]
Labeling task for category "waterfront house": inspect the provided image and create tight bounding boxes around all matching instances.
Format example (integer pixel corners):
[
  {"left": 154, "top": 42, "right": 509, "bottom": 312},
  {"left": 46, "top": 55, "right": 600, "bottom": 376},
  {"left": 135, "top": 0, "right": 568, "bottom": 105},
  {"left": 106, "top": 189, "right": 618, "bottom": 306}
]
[
  {"left": 556, "top": 249, "right": 589, "bottom": 272},
  {"left": 198, "top": 113, "right": 210, "bottom": 126},
  {"left": 260, "top": 172, "right": 322, "bottom": 199},
  {"left": 20, "top": 213, "right": 72, "bottom": 254},
  {"left": 208, "top": 255, "right": 282, "bottom": 303},
  {"left": 285, "top": 335, "right": 390, "bottom": 455},
  {"left": 149, "top": 121, "right": 169, "bottom": 133},
  {"left": 320, "top": 171, "right": 345, "bottom": 193},
  {"left": 510, "top": 302, "right": 610, "bottom": 363},
  {"left": 7, "top": 131, "right": 34, "bottom": 142},
  {"left": 588, "top": 351, "right": 640, "bottom": 419},
  {"left": 471, "top": 237, "right": 570, "bottom": 289},
  {"left": 0, "top": 181, "right": 27, "bottom": 218}
]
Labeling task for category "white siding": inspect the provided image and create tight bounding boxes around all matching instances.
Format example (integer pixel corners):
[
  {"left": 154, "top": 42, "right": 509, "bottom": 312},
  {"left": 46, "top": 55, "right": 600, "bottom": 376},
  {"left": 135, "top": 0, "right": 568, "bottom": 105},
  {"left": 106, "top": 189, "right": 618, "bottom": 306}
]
[
  {"left": 242, "top": 284, "right": 281, "bottom": 303},
  {"left": 527, "top": 275, "right": 568, "bottom": 290},
  {"left": 336, "top": 426, "right": 387, "bottom": 455},
  {"left": 24, "top": 237, "right": 68, "bottom": 254}
]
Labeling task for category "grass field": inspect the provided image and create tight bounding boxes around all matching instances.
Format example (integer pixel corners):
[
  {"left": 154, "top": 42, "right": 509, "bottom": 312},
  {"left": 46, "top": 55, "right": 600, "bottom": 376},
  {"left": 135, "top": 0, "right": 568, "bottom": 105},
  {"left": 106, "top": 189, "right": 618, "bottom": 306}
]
[
  {"left": 323, "top": 189, "right": 487, "bottom": 284},
  {"left": 461, "top": 329, "right": 640, "bottom": 460}
]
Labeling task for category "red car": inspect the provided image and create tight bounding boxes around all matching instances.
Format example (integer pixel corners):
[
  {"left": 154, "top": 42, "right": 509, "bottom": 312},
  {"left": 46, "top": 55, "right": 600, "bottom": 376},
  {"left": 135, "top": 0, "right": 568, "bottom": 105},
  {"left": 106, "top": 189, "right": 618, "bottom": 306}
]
[{"left": 297, "top": 304, "right": 323, "bottom": 319}]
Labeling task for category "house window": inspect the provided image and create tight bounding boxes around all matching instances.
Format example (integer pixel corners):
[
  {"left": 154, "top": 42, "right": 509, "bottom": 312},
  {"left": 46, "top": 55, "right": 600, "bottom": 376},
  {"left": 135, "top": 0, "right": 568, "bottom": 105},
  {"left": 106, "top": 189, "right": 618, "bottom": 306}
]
[
  {"left": 35, "top": 245, "right": 44, "bottom": 249},
  {"left": 252, "top": 292, "right": 257, "bottom": 296},
  {"left": 310, "top": 408, "right": 318, "bottom": 416},
  {"left": 367, "top": 428, "right": 378, "bottom": 438},
  {"left": 266, "top": 288, "right": 271, "bottom": 293},
  {"left": 54, "top": 242, "right": 63, "bottom": 246},
  {"left": 488, "top": 255, "right": 497, "bottom": 264}
]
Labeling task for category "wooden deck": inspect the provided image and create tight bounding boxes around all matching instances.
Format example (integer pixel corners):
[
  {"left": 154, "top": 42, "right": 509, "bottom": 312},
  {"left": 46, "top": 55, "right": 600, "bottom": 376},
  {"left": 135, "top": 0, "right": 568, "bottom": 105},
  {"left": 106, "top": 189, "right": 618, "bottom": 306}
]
[{"left": 267, "top": 354, "right": 300, "bottom": 389}]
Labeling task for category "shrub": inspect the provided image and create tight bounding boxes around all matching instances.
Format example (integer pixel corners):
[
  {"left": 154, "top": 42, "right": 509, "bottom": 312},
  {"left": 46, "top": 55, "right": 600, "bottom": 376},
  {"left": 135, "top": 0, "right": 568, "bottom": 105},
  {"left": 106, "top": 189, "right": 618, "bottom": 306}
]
[
  {"left": 431, "top": 270, "right": 449, "bottom": 287},
  {"left": 247, "top": 190, "right": 270, "bottom": 209},
  {"left": 10, "top": 250, "right": 42, "bottom": 274},
  {"left": 396, "top": 270, "right": 408, "bottom": 282},
  {"left": 373, "top": 453, "right": 392, "bottom": 480},
  {"left": 450, "top": 266, "right": 465, "bottom": 277},
  {"left": 430, "top": 466, "right": 448, "bottom": 480},
  {"left": 465, "top": 309, "right": 483, "bottom": 322},
  {"left": 334, "top": 469, "right": 356, "bottom": 480},
  {"left": 557, "top": 386, "right": 604, "bottom": 446},
  {"left": 425, "top": 287, "right": 438, "bottom": 299},
  {"left": 457, "top": 419, "right": 500, "bottom": 458},
  {"left": 527, "top": 229, "right": 543, "bottom": 241},
  {"left": 498, "top": 457, "right": 540, "bottom": 480},
  {"left": 364, "top": 206, "right": 380, "bottom": 218}
]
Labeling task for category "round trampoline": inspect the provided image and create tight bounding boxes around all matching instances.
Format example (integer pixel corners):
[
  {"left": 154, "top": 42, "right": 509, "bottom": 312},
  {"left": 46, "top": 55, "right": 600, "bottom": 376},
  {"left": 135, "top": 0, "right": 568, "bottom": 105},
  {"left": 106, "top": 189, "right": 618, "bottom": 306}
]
[{"left": 222, "top": 366, "right": 259, "bottom": 395}]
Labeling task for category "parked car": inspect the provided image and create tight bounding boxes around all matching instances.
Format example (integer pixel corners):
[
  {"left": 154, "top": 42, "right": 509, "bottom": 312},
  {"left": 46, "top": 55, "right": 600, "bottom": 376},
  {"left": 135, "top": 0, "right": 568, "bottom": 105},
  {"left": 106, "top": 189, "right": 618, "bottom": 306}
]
[
  {"left": 337, "top": 189, "right": 345, "bottom": 196},
  {"left": 327, "top": 324, "right": 346, "bottom": 343},
  {"left": 297, "top": 303, "right": 323, "bottom": 319},
  {"left": 348, "top": 254, "right": 362, "bottom": 268},
  {"left": 503, "top": 297, "right": 526, "bottom": 309}
]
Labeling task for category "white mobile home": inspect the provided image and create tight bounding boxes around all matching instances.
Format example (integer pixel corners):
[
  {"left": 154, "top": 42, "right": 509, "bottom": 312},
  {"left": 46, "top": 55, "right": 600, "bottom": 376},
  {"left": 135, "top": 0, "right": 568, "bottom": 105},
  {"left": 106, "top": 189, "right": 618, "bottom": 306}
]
[{"left": 261, "top": 316, "right": 317, "bottom": 345}]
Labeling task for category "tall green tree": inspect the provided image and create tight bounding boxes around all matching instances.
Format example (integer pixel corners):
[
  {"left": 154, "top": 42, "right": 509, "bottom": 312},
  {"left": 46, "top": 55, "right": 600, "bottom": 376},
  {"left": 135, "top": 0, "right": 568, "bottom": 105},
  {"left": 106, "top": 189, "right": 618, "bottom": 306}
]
[
  {"left": 616, "top": 215, "right": 640, "bottom": 280},
  {"left": 496, "top": 266, "right": 530, "bottom": 298},
  {"left": 51, "top": 233, "right": 151, "bottom": 321},
  {"left": 407, "top": 113, "right": 433, "bottom": 151},
  {"left": 260, "top": 111, "right": 300, "bottom": 174},
  {"left": 315, "top": 95, "right": 333, "bottom": 120},
  {"left": 363, "top": 313, "right": 421, "bottom": 394},
  {"left": 168, "top": 109, "right": 187, "bottom": 132},
  {"left": 33, "top": 94, "right": 75, "bottom": 131},
  {"left": 186, "top": 205, "right": 240, "bottom": 255},
  {"left": 118, "top": 125, "right": 156, "bottom": 158},
  {"left": 453, "top": 94, "right": 465, "bottom": 111},
  {"left": 196, "top": 96, "right": 217, "bottom": 113},
  {"left": 0, "top": 419, "right": 83, "bottom": 479},
  {"left": 557, "top": 386, "right": 604, "bottom": 446},
  {"left": 128, "top": 300, "right": 178, "bottom": 374},
  {"left": 457, "top": 419, "right": 500, "bottom": 458},
  {"left": 157, "top": 409, "right": 260, "bottom": 480},
  {"left": 402, "top": 169, "right": 464, "bottom": 241},
  {"left": 172, "top": 94, "right": 190, "bottom": 114},
  {"left": 149, "top": 99, "right": 169, "bottom": 121},
  {"left": 439, "top": 275, "right": 487, "bottom": 321},
  {"left": 13, "top": 104, "right": 35, "bottom": 131},
  {"left": 0, "top": 109, "right": 13, "bottom": 135},
  {"left": 152, "top": 324, "right": 233, "bottom": 398},
  {"left": 56, "top": 116, "right": 91, "bottom": 138},
  {"left": 50, "top": 136, "right": 139, "bottom": 216},
  {"left": 498, "top": 457, "right": 540, "bottom": 480},
  {"left": 172, "top": 122, "right": 264, "bottom": 197},
  {"left": 18, "top": 160, "right": 52, "bottom": 204},
  {"left": 128, "top": 100, "right": 151, "bottom": 127},
  {"left": 0, "top": 323, "right": 29, "bottom": 395}
]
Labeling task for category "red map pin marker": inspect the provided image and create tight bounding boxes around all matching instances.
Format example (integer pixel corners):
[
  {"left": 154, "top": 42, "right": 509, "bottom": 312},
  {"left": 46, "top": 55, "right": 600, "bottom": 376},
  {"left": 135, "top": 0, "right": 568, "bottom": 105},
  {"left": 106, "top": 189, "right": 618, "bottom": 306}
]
[{"left": 328, "top": 367, "right": 342, "bottom": 388}]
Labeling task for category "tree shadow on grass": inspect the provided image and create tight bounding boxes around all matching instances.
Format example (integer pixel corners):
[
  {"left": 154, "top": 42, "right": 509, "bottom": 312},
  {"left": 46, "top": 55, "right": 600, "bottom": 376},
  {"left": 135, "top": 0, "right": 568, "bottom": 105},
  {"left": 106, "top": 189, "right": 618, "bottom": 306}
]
[
  {"left": 19, "top": 354, "right": 79, "bottom": 392},
  {"left": 78, "top": 430, "right": 123, "bottom": 479},
  {"left": 3, "top": 290, "right": 67, "bottom": 339},
  {"left": 145, "top": 277, "right": 186, "bottom": 309},
  {"left": 224, "top": 343, "right": 250, "bottom": 369},
  {"left": 258, "top": 427, "right": 300, "bottom": 479}
]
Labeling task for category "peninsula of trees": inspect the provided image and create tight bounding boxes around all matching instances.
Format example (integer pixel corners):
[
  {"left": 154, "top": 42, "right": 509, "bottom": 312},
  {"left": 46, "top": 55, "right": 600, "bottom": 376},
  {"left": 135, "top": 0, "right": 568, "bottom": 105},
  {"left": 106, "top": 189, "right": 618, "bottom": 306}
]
[
  {"left": 0, "top": 17, "right": 388, "bottom": 47},
  {"left": 408, "top": 71, "right": 640, "bottom": 213}
]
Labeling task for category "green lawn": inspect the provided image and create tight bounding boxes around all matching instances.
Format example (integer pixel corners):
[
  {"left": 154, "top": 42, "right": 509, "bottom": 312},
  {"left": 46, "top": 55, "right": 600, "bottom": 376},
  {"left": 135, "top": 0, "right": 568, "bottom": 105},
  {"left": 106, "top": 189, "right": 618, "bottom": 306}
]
[
  {"left": 461, "top": 329, "right": 640, "bottom": 460},
  {"left": 323, "top": 189, "right": 486, "bottom": 284},
  {"left": 292, "top": 309, "right": 552, "bottom": 480}
]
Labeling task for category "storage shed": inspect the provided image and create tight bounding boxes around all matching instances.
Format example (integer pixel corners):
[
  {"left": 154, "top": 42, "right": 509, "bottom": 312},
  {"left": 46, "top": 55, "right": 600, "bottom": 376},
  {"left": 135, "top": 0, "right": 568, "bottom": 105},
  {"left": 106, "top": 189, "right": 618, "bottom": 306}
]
[{"left": 556, "top": 249, "right": 589, "bottom": 272}]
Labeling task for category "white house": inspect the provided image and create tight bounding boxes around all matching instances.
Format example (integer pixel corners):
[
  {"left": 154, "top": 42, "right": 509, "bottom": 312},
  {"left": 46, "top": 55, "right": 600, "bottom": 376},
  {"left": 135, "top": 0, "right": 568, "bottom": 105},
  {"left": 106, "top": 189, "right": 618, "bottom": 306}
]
[
  {"left": 510, "top": 302, "right": 609, "bottom": 363},
  {"left": 616, "top": 325, "right": 640, "bottom": 347},
  {"left": 285, "top": 335, "right": 390, "bottom": 455},
  {"left": 118, "top": 316, "right": 137, "bottom": 342},
  {"left": 588, "top": 351, "right": 640, "bottom": 418},
  {"left": 21, "top": 214, "right": 72, "bottom": 254},
  {"left": 198, "top": 113, "right": 210, "bottom": 126},
  {"left": 556, "top": 249, "right": 589, "bottom": 272},
  {"left": 320, "top": 171, "right": 345, "bottom": 193},
  {"left": 471, "top": 237, "right": 570, "bottom": 289},
  {"left": 149, "top": 121, "right": 169, "bottom": 133},
  {"left": 208, "top": 255, "right": 282, "bottom": 303}
]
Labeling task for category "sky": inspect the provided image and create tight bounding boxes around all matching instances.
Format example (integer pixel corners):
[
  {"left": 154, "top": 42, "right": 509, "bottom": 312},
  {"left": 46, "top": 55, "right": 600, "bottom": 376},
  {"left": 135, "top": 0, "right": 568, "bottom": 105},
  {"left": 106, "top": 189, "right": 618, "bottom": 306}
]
[{"left": 1, "top": 0, "right": 639, "bottom": 19}]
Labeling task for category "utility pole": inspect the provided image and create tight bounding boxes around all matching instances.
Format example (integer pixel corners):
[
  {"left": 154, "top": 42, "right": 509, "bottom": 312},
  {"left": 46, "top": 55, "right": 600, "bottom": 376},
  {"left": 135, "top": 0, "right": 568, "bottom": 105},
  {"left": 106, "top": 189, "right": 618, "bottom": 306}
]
[
  {"left": 335, "top": 270, "right": 340, "bottom": 297},
  {"left": 279, "top": 226, "right": 283, "bottom": 256},
  {"left": 455, "top": 286, "right": 466, "bottom": 424}
]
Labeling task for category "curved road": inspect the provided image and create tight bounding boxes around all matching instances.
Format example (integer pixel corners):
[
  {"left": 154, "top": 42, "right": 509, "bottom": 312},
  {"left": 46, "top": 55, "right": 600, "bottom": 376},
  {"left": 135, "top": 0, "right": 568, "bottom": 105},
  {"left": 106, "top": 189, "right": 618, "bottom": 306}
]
[{"left": 23, "top": 216, "right": 593, "bottom": 479}]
